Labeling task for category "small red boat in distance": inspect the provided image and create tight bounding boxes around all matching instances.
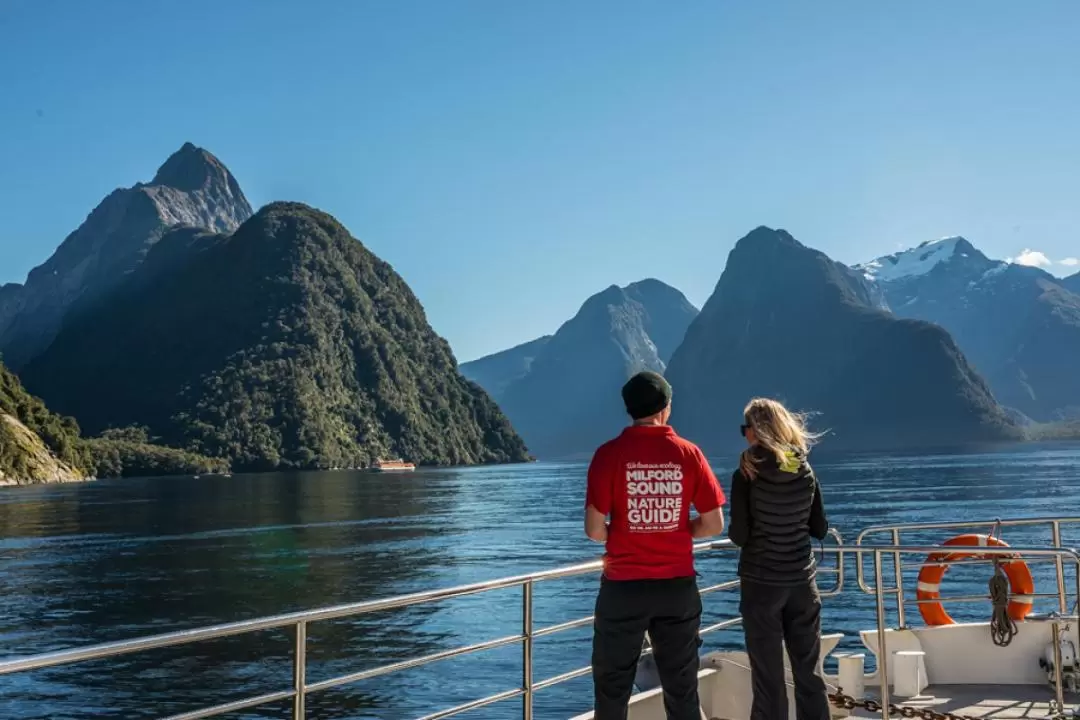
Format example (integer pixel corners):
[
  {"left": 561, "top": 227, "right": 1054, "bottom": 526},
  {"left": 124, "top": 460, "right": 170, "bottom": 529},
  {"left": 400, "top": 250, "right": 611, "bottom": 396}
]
[{"left": 373, "top": 458, "right": 416, "bottom": 472}]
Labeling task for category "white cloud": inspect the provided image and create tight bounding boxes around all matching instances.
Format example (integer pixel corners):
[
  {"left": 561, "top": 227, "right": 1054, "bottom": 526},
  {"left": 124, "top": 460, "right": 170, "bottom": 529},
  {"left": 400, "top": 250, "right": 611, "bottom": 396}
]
[
  {"left": 1061, "top": 257, "right": 1079, "bottom": 267},
  {"left": 1008, "top": 249, "right": 1053, "bottom": 268}
]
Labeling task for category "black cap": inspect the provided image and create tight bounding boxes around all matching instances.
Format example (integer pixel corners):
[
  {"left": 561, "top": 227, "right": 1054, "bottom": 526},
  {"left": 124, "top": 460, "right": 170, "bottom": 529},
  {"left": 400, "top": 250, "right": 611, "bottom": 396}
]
[{"left": 622, "top": 371, "right": 672, "bottom": 420}]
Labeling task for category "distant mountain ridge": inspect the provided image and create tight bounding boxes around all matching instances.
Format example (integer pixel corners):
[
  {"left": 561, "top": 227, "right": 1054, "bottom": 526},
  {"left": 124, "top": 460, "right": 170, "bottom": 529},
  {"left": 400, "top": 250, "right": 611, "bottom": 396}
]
[
  {"left": 459, "top": 336, "right": 552, "bottom": 402},
  {"left": 21, "top": 202, "right": 529, "bottom": 471},
  {"left": 471, "top": 279, "right": 698, "bottom": 458},
  {"left": 1063, "top": 271, "right": 1080, "bottom": 294},
  {"left": 666, "top": 227, "right": 1018, "bottom": 453},
  {"left": 0, "top": 142, "right": 252, "bottom": 369},
  {"left": 856, "top": 237, "right": 1080, "bottom": 421}
]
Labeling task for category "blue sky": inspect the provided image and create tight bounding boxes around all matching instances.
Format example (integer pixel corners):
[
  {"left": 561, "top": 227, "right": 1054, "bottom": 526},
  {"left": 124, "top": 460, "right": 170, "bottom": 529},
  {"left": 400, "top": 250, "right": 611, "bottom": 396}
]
[{"left": 1, "top": 1, "right": 1078, "bottom": 361}]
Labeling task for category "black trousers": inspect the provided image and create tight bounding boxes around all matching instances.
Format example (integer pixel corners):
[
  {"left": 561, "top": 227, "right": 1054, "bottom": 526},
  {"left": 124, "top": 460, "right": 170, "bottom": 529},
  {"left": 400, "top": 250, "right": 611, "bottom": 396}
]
[
  {"left": 740, "top": 579, "right": 830, "bottom": 720},
  {"left": 591, "top": 576, "right": 703, "bottom": 720}
]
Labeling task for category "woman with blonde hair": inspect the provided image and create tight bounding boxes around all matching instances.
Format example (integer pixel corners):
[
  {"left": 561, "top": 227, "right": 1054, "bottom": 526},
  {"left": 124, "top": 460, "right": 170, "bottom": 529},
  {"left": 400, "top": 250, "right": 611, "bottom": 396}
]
[{"left": 728, "top": 398, "right": 830, "bottom": 720}]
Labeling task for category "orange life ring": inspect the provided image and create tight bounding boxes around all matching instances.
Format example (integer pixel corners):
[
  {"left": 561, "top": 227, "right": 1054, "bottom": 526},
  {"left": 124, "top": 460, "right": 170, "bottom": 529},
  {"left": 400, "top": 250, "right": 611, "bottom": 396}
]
[{"left": 915, "top": 533, "right": 1035, "bottom": 626}]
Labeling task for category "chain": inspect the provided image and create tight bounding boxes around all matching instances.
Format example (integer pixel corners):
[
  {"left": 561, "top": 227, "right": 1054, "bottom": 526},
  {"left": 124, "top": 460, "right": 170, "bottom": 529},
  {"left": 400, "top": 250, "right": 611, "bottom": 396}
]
[{"left": 828, "top": 691, "right": 1003, "bottom": 720}]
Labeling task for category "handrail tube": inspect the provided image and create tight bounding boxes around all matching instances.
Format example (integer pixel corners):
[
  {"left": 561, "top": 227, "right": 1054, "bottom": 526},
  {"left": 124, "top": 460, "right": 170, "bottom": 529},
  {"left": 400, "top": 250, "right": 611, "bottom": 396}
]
[
  {"left": 414, "top": 688, "right": 525, "bottom": 720},
  {"left": 160, "top": 690, "right": 298, "bottom": 720},
  {"left": 700, "top": 617, "right": 744, "bottom": 635},
  {"left": 293, "top": 621, "right": 306, "bottom": 720},
  {"left": 534, "top": 615, "right": 594, "bottom": 638},
  {"left": 907, "top": 592, "right": 1064, "bottom": 606},
  {"left": 303, "top": 633, "right": 524, "bottom": 694},
  {"left": 872, "top": 551, "right": 890, "bottom": 720},
  {"left": 899, "top": 556, "right": 1064, "bottom": 570},
  {"left": 533, "top": 665, "right": 593, "bottom": 692},
  {"left": 856, "top": 516, "right": 1080, "bottom": 538},
  {"left": 1053, "top": 521, "right": 1068, "bottom": 613},
  {"left": 523, "top": 580, "right": 534, "bottom": 720},
  {"left": 892, "top": 528, "right": 906, "bottom": 628},
  {"left": 856, "top": 544, "right": 1080, "bottom": 590},
  {"left": 855, "top": 517, "right": 1080, "bottom": 595},
  {"left": 700, "top": 579, "right": 741, "bottom": 596}
]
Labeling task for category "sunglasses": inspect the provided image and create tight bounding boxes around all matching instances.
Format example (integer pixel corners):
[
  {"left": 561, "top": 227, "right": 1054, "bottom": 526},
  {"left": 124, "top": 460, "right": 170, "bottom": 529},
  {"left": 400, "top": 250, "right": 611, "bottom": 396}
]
[{"left": 740, "top": 424, "right": 750, "bottom": 437}]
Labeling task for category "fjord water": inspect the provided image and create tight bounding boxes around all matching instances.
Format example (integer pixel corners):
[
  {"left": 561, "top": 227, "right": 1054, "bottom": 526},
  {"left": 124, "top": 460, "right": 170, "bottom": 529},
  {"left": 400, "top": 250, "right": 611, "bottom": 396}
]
[{"left": 1, "top": 444, "right": 1079, "bottom": 719}]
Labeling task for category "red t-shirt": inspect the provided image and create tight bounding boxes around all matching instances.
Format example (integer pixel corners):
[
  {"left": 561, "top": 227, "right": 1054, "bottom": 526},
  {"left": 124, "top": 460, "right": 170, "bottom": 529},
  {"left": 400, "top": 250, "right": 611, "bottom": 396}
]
[{"left": 585, "top": 425, "right": 725, "bottom": 581}]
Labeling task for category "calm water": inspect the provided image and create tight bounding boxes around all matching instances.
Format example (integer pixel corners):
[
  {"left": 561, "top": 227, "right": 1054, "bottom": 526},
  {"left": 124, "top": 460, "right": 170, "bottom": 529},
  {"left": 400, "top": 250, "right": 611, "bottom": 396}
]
[{"left": 1, "top": 444, "right": 1079, "bottom": 719}]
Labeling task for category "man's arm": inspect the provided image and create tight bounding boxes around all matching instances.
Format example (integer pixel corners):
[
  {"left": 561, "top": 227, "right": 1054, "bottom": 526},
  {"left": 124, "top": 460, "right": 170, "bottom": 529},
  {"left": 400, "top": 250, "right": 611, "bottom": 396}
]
[
  {"left": 691, "top": 508, "right": 725, "bottom": 539},
  {"left": 690, "top": 448, "right": 726, "bottom": 539},
  {"left": 585, "top": 505, "right": 609, "bottom": 543},
  {"left": 584, "top": 447, "right": 612, "bottom": 543}
]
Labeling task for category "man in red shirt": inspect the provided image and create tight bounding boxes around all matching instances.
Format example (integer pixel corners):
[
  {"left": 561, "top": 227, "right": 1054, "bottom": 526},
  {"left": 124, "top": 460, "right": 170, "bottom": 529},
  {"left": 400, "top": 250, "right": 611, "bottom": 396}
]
[{"left": 585, "top": 371, "right": 726, "bottom": 720}]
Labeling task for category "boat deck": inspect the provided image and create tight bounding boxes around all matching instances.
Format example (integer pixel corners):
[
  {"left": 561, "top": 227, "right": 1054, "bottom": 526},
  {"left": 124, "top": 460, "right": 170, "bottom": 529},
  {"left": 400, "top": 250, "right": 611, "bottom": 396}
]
[{"left": 849, "top": 685, "right": 1077, "bottom": 719}]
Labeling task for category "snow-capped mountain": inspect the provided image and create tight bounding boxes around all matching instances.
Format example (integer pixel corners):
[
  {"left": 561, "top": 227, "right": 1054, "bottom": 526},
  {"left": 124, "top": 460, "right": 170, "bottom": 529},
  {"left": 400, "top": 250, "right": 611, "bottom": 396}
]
[
  {"left": 856, "top": 236, "right": 998, "bottom": 283},
  {"left": 856, "top": 237, "right": 1080, "bottom": 422}
]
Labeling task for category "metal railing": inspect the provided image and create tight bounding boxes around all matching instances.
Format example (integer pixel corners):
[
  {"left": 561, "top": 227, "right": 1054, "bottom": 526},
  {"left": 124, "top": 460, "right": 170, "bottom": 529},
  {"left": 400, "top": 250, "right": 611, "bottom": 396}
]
[
  {"left": 0, "top": 530, "right": 844, "bottom": 720},
  {"left": 854, "top": 543, "right": 1080, "bottom": 720},
  {"left": 4, "top": 525, "right": 1074, "bottom": 720},
  {"left": 855, "top": 517, "right": 1080, "bottom": 628}
]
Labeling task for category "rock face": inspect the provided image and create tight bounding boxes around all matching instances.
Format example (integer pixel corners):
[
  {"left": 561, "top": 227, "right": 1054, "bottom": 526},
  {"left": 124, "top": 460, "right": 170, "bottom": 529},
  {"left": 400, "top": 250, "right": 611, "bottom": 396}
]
[
  {"left": 21, "top": 203, "right": 529, "bottom": 471},
  {"left": 857, "top": 238, "right": 1080, "bottom": 421},
  {"left": 489, "top": 279, "right": 698, "bottom": 459},
  {"left": 0, "top": 143, "right": 253, "bottom": 369},
  {"left": 665, "top": 227, "right": 1018, "bottom": 453},
  {"left": 459, "top": 336, "right": 552, "bottom": 403},
  {"left": 0, "top": 360, "right": 87, "bottom": 485},
  {"left": 0, "top": 414, "right": 85, "bottom": 486}
]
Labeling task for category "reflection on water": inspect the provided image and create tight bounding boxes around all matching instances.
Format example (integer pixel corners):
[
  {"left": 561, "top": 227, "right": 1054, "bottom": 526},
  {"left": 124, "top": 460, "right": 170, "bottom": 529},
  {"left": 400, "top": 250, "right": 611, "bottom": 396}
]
[{"left": 0, "top": 444, "right": 1078, "bottom": 718}]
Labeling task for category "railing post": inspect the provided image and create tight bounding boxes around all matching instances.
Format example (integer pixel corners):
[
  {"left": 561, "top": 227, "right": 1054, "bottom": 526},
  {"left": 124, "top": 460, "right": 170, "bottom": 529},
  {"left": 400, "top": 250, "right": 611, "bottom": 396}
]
[
  {"left": 873, "top": 551, "right": 890, "bottom": 720},
  {"left": 293, "top": 621, "right": 307, "bottom": 720},
  {"left": 522, "top": 581, "right": 534, "bottom": 720},
  {"left": 892, "top": 529, "right": 906, "bottom": 628},
  {"left": 1052, "top": 521, "right": 1068, "bottom": 614},
  {"left": 1051, "top": 620, "right": 1066, "bottom": 717}
]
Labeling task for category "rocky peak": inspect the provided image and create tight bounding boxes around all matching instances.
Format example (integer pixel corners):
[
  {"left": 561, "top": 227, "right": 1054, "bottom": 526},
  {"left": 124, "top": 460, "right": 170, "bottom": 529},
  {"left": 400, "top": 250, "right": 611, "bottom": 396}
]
[
  {"left": 0, "top": 143, "right": 254, "bottom": 369},
  {"left": 151, "top": 142, "right": 247, "bottom": 204},
  {"left": 725, "top": 226, "right": 881, "bottom": 310}
]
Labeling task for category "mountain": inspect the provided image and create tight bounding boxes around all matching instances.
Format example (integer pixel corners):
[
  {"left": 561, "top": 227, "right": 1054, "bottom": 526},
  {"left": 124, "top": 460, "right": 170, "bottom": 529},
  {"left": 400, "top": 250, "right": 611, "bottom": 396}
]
[
  {"left": 0, "top": 142, "right": 253, "bottom": 369},
  {"left": 665, "top": 227, "right": 1018, "bottom": 453},
  {"left": 0, "top": 360, "right": 87, "bottom": 484},
  {"left": 20, "top": 202, "right": 529, "bottom": 471},
  {"left": 856, "top": 238, "right": 1080, "bottom": 421},
  {"left": 459, "top": 336, "right": 552, "bottom": 402},
  {"left": 1063, "top": 271, "right": 1080, "bottom": 294},
  {"left": 490, "top": 279, "right": 698, "bottom": 458}
]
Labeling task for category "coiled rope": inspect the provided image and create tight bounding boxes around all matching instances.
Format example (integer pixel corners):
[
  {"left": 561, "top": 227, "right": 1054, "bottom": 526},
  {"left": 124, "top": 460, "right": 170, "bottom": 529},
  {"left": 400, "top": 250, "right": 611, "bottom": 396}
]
[{"left": 989, "top": 558, "right": 1017, "bottom": 647}]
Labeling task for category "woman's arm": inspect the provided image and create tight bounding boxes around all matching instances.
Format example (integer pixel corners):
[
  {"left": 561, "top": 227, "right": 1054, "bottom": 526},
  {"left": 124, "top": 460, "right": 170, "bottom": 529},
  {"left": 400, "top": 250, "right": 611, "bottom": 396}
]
[
  {"left": 808, "top": 473, "right": 828, "bottom": 540},
  {"left": 728, "top": 470, "right": 751, "bottom": 547}
]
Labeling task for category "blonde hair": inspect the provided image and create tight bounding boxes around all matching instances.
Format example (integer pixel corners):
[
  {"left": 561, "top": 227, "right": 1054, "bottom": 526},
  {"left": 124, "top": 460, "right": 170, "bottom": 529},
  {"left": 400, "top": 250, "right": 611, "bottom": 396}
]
[{"left": 739, "top": 398, "right": 821, "bottom": 480}]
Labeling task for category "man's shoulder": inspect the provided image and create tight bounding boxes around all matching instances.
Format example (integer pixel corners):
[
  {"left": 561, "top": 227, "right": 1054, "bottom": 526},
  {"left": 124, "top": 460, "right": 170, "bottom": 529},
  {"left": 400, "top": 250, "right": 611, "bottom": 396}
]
[
  {"left": 667, "top": 431, "right": 705, "bottom": 456},
  {"left": 590, "top": 434, "right": 624, "bottom": 463}
]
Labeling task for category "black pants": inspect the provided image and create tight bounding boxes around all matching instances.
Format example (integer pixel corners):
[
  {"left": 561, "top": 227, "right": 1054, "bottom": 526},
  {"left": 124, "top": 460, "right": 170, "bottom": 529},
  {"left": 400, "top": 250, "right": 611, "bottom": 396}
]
[
  {"left": 591, "top": 576, "right": 702, "bottom": 720},
  {"left": 740, "top": 579, "right": 830, "bottom": 720}
]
